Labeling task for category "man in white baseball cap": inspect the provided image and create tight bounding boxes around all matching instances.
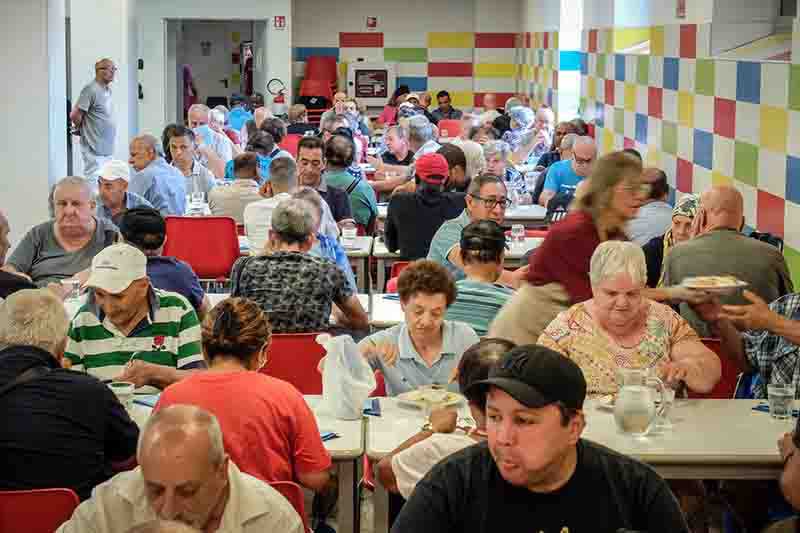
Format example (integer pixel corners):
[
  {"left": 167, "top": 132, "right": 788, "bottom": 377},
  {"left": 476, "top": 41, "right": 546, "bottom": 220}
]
[
  {"left": 64, "top": 243, "right": 205, "bottom": 389},
  {"left": 96, "top": 159, "right": 153, "bottom": 225}
]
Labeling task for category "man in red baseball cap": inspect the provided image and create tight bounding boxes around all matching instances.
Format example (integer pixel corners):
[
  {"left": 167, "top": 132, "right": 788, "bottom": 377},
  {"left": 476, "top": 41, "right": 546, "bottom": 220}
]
[{"left": 384, "top": 153, "right": 466, "bottom": 259}]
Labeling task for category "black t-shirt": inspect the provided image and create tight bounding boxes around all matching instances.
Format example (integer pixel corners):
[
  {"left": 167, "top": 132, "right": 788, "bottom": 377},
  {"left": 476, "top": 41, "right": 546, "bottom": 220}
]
[
  {"left": 382, "top": 151, "right": 414, "bottom": 166},
  {"left": 385, "top": 190, "right": 465, "bottom": 259},
  {"left": 0, "top": 345, "right": 139, "bottom": 500},
  {"left": 642, "top": 234, "right": 666, "bottom": 288},
  {"left": 287, "top": 123, "right": 317, "bottom": 135},
  {"left": 392, "top": 440, "right": 688, "bottom": 533},
  {"left": 0, "top": 270, "right": 36, "bottom": 299}
]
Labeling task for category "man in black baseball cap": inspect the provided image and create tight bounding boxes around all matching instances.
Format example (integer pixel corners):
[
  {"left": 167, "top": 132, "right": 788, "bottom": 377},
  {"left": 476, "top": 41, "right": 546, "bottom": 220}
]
[{"left": 392, "top": 344, "right": 689, "bottom": 533}]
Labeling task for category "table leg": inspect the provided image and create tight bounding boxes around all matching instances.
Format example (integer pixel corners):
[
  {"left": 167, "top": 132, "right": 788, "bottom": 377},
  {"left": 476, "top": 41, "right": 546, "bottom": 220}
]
[
  {"left": 352, "top": 258, "right": 366, "bottom": 292},
  {"left": 338, "top": 460, "right": 357, "bottom": 533},
  {"left": 376, "top": 258, "right": 386, "bottom": 293},
  {"left": 373, "top": 473, "right": 390, "bottom": 533}
]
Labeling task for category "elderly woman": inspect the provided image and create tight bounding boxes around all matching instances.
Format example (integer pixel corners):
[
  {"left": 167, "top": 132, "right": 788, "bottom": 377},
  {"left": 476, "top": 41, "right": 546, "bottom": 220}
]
[
  {"left": 504, "top": 107, "right": 554, "bottom": 167},
  {"left": 643, "top": 193, "right": 701, "bottom": 288},
  {"left": 230, "top": 199, "right": 368, "bottom": 333},
  {"left": 359, "top": 260, "right": 479, "bottom": 396},
  {"left": 538, "top": 241, "right": 721, "bottom": 396},
  {"left": 155, "top": 297, "right": 332, "bottom": 491},
  {"left": 483, "top": 140, "right": 530, "bottom": 204}
]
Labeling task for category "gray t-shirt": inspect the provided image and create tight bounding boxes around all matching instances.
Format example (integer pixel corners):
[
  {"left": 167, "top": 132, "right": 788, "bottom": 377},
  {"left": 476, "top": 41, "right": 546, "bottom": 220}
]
[
  {"left": 7, "top": 218, "right": 118, "bottom": 286},
  {"left": 76, "top": 81, "right": 116, "bottom": 156}
]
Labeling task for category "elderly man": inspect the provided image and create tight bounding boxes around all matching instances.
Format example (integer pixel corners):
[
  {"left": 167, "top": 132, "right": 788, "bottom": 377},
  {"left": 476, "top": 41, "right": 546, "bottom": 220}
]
[
  {"left": 296, "top": 136, "right": 354, "bottom": 225},
  {"left": 321, "top": 92, "right": 371, "bottom": 135},
  {"left": 482, "top": 92, "right": 497, "bottom": 112},
  {"left": 209, "top": 108, "right": 242, "bottom": 156},
  {"left": 391, "top": 346, "right": 689, "bottom": 533},
  {"left": 129, "top": 521, "right": 201, "bottom": 533},
  {"left": 129, "top": 135, "right": 187, "bottom": 216},
  {"left": 323, "top": 135, "right": 378, "bottom": 229},
  {"left": 187, "top": 104, "right": 233, "bottom": 178},
  {"left": 241, "top": 106, "right": 272, "bottom": 146},
  {"left": 231, "top": 199, "right": 368, "bottom": 333},
  {"left": 431, "top": 90, "right": 463, "bottom": 123},
  {"left": 208, "top": 153, "right": 263, "bottom": 224},
  {"left": 70, "top": 58, "right": 117, "bottom": 183},
  {"left": 96, "top": 159, "right": 153, "bottom": 225},
  {"left": 245, "top": 157, "right": 296, "bottom": 251},
  {"left": 65, "top": 243, "right": 205, "bottom": 389},
  {"left": 380, "top": 125, "right": 413, "bottom": 166},
  {"left": 531, "top": 133, "right": 577, "bottom": 205},
  {"left": 0, "top": 211, "right": 36, "bottom": 298},
  {"left": 287, "top": 104, "right": 316, "bottom": 135},
  {"left": 119, "top": 208, "right": 211, "bottom": 319},
  {"left": 57, "top": 405, "right": 304, "bottom": 532},
  {"left": 664, "top": 185, "right": 793, "bottom": 336},
  {"left": 536, "top": 121, "right": 578, "bottom": 170},
  {"left": 168, "top": 125, "right": 216, "bottom": 197},
  {"left": 0, "top": 288, "right": 139, "bottom": 500},
  {"left": 627, "top": 168, "right": 673, "bottom": 245},
  {"left": 3, "top": 177, "right": 117, "bottom": 286},
  {"left": 538, "top": 136, "right": 597, "bottom": 207}
]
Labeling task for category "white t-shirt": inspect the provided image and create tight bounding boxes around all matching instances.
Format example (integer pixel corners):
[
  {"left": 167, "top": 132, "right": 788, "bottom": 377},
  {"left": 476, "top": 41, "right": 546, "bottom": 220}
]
[{"left": 391, "top": 432, "right": 479, "bottom": 499}]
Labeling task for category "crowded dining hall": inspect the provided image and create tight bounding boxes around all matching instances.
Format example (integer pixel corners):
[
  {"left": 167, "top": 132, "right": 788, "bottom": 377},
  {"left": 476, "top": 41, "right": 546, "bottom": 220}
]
[{"left": 5, "top": 1, "right": 800, "bottom": 531}]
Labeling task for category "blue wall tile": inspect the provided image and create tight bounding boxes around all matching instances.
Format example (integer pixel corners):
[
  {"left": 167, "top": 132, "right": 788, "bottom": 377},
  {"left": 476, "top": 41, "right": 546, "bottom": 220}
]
[
  {"left": 595, "top": 102, "right": 605, "bottom": 127},
  {"left": 579, "top": 52, "right": 588, "bottom": 75},
  {"left": 693, "top": 129, "right": 714, "bottom": 170},
  {"left": 293, "top": 47, "right": 339, "bottom": 62},
  {"left": 663, "top": 57, "right": 679, "bottom": 91},
  {"left": 786, "top": 156, "right": 800, "bottom": 204},
  {"left": 736, "top": 61, "right": 762, "bottom": 104},
  {"left": 561, "top": 50, "right": 583, "bottom": 72},
  {"left": 635, "top": 113, "right": 648, "bottom": 144},
  {"left": 396, "top": 76, "right": 428, "bottom": 92},
  {"left": 615, "top": 54, "right": 626, "bottom": 82}
]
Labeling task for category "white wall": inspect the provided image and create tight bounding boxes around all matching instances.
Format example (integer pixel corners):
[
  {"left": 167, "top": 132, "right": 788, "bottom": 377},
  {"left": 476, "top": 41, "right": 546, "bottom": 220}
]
[
  {"left": 711, "top": 0, "right": 779, "bottom": 55},
  {"left": 136, "top": 0, "right": 291, "bottom": 137},
  {"left": 474, "top": 0, "right": 522, "bottom": 32},
  {"left": 521, "top": 0, "right": 561, "bottom": 32},
  {"left": 0, "top": 0, "right": 67, "bottom": 250}
]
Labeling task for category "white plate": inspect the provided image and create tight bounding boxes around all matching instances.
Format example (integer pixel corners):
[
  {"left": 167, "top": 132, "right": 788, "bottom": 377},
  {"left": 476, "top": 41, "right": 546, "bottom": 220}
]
[
  {"left": 397, "top": 389, "right": 464, "bottom": 410},
  {"left": 681, "top": 276, "right": 749, "bottom": 294}
]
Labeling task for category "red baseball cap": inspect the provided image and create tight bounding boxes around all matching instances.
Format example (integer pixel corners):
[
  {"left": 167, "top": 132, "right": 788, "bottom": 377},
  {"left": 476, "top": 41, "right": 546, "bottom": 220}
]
[{"left": 415, "top": 153, "right": 450, "bottom": 185}]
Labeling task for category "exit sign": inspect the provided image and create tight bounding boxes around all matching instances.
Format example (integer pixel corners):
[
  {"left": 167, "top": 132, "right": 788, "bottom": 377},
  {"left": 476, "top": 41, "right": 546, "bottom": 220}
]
[{"left": 274, "top": 16, "right": 286, "bottom": 30}]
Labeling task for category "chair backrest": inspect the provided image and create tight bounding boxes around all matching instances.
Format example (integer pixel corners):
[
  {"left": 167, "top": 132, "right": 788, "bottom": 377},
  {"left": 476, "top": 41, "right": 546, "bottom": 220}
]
[
  {"left": 687, "top": 338, "right": 744, "bottom": 399},
  {"left": 304, "top": 56, "right": 338, "bottom": 84},
  {"left": 0, "top": 488, "right": 79, "bottom": 533},
  {"left": 163, "top": 216, "right": 240, "bottom": 280},
  {"left": 260, "top": 333, "right": 326, "bottom": 394},
  {"left": 269, "top": 481, "right": 309, "bottom": 532},
  {"left": 371, "top": 369, "right": 387, "bottom": 397},
  {"left": 386, "top": 276, "right": 399, "bottom": 294},
  {"left": 389, "top": 261, "right": 411, "bottom": 280},
  {"left": 279, "top": 134, "right": 302, "bottom": 158},
  {"left": 299, "top": 79, "right": 334, "bottom": 102},
  {"left": 437, "top": 119, "right": 463, "bottom": 139}
]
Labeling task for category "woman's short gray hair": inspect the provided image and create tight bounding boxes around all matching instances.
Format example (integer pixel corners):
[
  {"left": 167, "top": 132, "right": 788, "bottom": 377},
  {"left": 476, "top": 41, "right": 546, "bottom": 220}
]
[
  {"left": 483, "top": 140, "right": 511, "bottom": 161},
  {"left": 271, "top": 198, "right": 315, "bottom": 244},
  {"left": 589, "top": 241, "right": 647, "bottom": 288},
  {"left": 0, "top": 289, "right": 70, "bottom": 355}
]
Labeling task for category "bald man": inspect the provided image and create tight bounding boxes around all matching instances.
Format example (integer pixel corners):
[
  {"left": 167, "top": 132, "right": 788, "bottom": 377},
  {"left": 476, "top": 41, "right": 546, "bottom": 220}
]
[
  {"left": 71, "top": 58, "right": 117, "bottom": 183},
  {"left": 626, "top": 168, "right": 673, "bottom": 245},
  {"left": 0, "top": 211, "right": 36, "bottom": 299},
  {"left": 663, "top": 185, "right": 792, "bottom": 336},
  {"left": 58, "top": 405, "right": 304, "bottom": 533},
  {"left": 129, "top": 135, "right": 187, "bottom": 216}
]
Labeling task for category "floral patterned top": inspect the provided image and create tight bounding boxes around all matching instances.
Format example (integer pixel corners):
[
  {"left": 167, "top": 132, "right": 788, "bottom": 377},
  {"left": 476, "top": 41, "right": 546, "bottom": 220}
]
[{"left": 537, "top": 300, "right": 699, "bottom": 396}]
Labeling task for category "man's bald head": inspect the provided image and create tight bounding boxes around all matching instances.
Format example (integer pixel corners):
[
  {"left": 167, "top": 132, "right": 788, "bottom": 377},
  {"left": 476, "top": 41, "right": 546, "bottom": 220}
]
[
  {"left": 253, "top": 107, "right": 271, "bottom": 128},
  {"left": 642, "top": 167, "right": 669, "bottom": 201},
  {"left": 700, "top": 185, "right": 744, "bottom": 231},
  {"left": 128, "top": 520, "right": 201, "bottom": 533},
  {"left": 138, "top": 405, "right": 225, "bottom": 467}
]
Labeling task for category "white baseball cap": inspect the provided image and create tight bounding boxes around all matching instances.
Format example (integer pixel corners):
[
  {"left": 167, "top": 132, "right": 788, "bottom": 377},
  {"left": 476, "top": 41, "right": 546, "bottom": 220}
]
[
  {"left": 85, "top": 243, "right": 147, "bottom": 294},
  {"left": 99, "top": 160, "right": 130, "bottom": 182}
]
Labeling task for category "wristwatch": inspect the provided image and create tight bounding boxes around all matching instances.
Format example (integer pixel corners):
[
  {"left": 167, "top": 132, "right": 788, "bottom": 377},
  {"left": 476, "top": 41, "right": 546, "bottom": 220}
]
[{"left": 421, "top": 422, "right": 434, "bottom": 432}]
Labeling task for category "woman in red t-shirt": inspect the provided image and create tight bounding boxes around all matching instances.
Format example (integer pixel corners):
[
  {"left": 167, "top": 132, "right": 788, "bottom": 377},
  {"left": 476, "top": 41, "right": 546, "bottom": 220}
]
[{"left": 155, "top": 298, "right": 332, "bottom": 491}]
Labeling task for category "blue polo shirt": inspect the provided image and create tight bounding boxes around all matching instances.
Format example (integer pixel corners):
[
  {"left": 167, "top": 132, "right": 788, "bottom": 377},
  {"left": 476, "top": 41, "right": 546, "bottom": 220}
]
[
  {"left": 146, "top": 256, "right": 205, "bottom": 311},
  {"left": 96, "top": 191, "right": 153, "bottom": 225},
  {"left": 129, "top": 157, "right": 187, "bottom": 216},
  {"left": 359, "top": 321, "right": 479, "bottom": 396},
  {"left": 542, "top": 159, "right": 584, "bottom": 196}
]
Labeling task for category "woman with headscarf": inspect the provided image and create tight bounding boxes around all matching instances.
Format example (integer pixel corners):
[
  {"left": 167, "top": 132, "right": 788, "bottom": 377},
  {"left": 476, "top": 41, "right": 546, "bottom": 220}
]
[{"left": 642, "top": 193, "right": 701, "bottom": 288}]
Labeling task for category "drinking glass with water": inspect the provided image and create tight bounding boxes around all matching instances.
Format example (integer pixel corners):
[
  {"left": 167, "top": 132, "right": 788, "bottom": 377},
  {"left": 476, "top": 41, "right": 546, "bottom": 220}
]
[
  {"left": 510, "top": 224, "right": 525, "bottom": 252},
  {"left": 768, "top": 384, "right": 796, "bottom": 420}
]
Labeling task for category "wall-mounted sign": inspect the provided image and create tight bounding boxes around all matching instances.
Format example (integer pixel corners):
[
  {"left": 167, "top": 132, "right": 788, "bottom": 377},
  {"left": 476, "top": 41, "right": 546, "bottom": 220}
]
[
  {"left": 274, "top": 16, "right": 286, "bottom": 30},
  {"left": 676, "top": 0, "right": 686, "bottom": 19},
  {"left": 366, "top": 16, "right": 378, "bottom": 31}
]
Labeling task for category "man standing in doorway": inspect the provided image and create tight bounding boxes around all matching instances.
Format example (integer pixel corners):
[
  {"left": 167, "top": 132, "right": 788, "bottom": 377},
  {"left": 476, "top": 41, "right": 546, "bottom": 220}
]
[{"left": 71, "top": 58, "right": 117, "bottom": 186}]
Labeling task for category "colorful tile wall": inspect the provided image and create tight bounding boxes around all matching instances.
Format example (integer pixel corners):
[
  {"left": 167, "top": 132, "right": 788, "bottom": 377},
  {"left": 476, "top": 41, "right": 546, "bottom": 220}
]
[{"left": 578, "top": 22, "right": 800, "bottom": 283}]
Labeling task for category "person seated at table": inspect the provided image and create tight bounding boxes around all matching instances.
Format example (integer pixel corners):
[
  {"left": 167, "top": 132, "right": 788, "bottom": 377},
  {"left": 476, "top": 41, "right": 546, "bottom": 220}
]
[
  {"left": 208, "top": 153, "right": 262, "bottom": 224},
  {"left": 663, "top": 184, "right": 793, "bottom": 337},
  {"left": 227, "top": 93, "right": 253, "bottom": 132},
  {"left": 483, "top": 140, "right": 530, "bottom": 204},
  {"left": 385, "top": 153, "right": 465, "bottom": 260},
  {"left": 293, "top": 186, "right": 358, "bottom": 293},
  {"left": 0, "top": 211, "right": 36, "bottom": 298},
  {"left": 323, "top": 134, "right": 378, "bottom": 229},
  {"left": 155, "top": 297, "right": 332, "bottom": 490},
  {"left": 118, "top": 208, "right": 211, "bottom": 319},
  {"left": 231, "top": 199, "right": 368, "bottom": 333},
  {"left": 538, "top": 241, "right": 721, "bottom": 396},
  {"left": 627, "top": 168, "right": 673, "bottom": 246},
  {"left": 286, "top": 103, "right": 316, "bottom": 136},
  {"left": 445, "top": 221, "right": 514, "bottom": 336},
  {"left": 168, "top": 125, "right": 216, "bottom": 197},
  {"left": 57, "top": 405, "right": 304, "bottom": 533},
  {"left": 65, "top": 243, "right": 205, "bottom": 388},
  {"left": 128, "top": 134, "right": 187, "bottom": 216},
  {"left": 259, "top": 117, "right": 295, "bottom": 161},
  {"left": 223, "top": 130, "right": 276, "bottom": 182},
  {"left": 379, "top": 85, "right": 410, "bottom": 126},
  {"left": 381, "top": 125, "right": 414, "bottom": 166},
  {"left": 436, "top": 143, "right": 470, "bottom": 193},
  {"left": 536, "top": 121, "right": 577, "bottom": 170},
  {"left": 209, "top": 108, "right": 242, "bottom": 157},
  {"left": 538, "top": 135, "right": 596, "bottom": 208},
  {"left": 241, "top": 106, "right": 272, "bottom": 147},
  {"left": 530, "top": 132, "right": 577, "bottom": 205},
  {"left": 503, "top": 107, "right": 549, "bottom": 166},
  {"left": 128, "top": 520, "right": 201, "bottom": 533},
  {"left": 96, "top": 159, "right": 153, "bottom": 225},
  {"left": 0, "top": 288, "right": 139, "bottom": 500},
  {"left": 391, "top": 345, "right": 690, "bottom": 533},
  {"left": 469, "top": 123, "right": 501, "bottom": 145},
  {"left": 296, "top": 135, "right": 354, "bottom": 226},
  {"left": 187, "top": 104, "right": 232, "bottom": 178},
  {"left": 3, "top": 176, "right": 118, "bottom": 287},
  {"left": 378, "top": 338, "right": 515, "bottom": 498},
  {"left": 450, "top": 139, "right": 486, "bottom": 191},
  {"left": 358, "top": 260, "right": 479, "bottom": 396},
  {"left": 643, "top": 193, "right": 700, "bottom": 288}
]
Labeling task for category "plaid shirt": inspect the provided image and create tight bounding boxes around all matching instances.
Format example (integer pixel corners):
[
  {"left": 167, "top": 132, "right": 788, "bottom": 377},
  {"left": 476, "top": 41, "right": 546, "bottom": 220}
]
[
  {"left": 744, "top": 293, "right": 800, "bottom": 399},
  {"left": 504, "top": 166, "right": 528, "bottom": 197}
]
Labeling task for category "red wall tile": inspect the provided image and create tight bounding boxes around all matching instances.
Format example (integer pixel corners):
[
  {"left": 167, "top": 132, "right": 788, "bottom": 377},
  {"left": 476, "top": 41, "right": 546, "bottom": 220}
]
[
  {"left": 757, "top": 190, "right": 785, "bottom": 238},
  {"left": 339, "top": 32, "right": 383, "bottom": 48},
  {"left": 589, "top": 30, "right": 598, "bottom": 53},
  {"left": 473, "top": 92, "right": 515, "bottom": 108},
  {"left": 605, "top": 80, "right": 615, "bottom": 106},
  {"left": 624, "top": 137, "right": 636, "bottom": 149},
  {"left": 475, "top": 33, "right": 515, "bottom": 48},
  {"left": 679, "top": 24, "right": 696, "bottom": 59},
  {"left": 427, "top": 62, "right": 473, "bottom": 77},
  {"left": 676, "top": 158, "right": 694, "bottom": 193},
  {"left": 714, "top": 98, "right": 736, "bottom": 139},
  {"left": 648, "top": 87, "right": 663, "bottom": 119}
]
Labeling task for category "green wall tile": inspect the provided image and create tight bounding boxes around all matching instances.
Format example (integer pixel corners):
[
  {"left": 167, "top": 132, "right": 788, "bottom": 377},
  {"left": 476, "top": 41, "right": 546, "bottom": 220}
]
[
  {"left": 596, "top": 54, "right": 606, "bottom": 78},
  {"left": 662, "top": 121, "right": 677, "bottom": 155},
  {"left": 790, "top": 65, "right": 800, "bottom": 112},
  {"left": 614, "top": 108, "right": 625, "bottom": 134},
  {"left": 733, "top": 141, "right": 759, "bottom": 187},
  {"left": 785, "top": 246, "right": 800, "bottom": 289},
  {"left": 695, "top": 59, "right": 715, "bottom": 97},
  {"left": 637, "top": 55, "right": 649, "bottom": 86},
  {"left": 383, "top": 48, "right": 428, "bottom": 62}
]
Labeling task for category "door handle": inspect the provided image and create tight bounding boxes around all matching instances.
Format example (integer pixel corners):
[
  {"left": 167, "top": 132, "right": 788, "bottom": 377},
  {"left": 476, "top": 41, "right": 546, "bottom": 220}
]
[{"left": 219, "top": 79, "right": 229, "bottom": 88}]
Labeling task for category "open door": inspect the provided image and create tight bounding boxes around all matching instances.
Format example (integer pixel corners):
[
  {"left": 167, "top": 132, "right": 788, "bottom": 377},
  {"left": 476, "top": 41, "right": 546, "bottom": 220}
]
[{"left": 252, "top": 20, "right": 268, "bottom": 101}]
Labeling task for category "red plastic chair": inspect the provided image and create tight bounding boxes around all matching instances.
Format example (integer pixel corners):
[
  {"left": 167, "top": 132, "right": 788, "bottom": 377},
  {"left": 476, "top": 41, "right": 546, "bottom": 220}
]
[
  {"left": 236, "top": 224, "right": 246, "bottom": 236},
  {"left": 306, "top": 108, "right": 328, "bottom": 127},
  {"left": 305, "top": 56, "right": 338, "bottom": 85},
  {"left": 279, "top": 134, "right": 302, "bottom": 158},
  {"left": 269, "top": 481, "right": 309, "bottom": 532},
  {"left": 371, "top": 370, "right": 387, "bottom": 397},
  {"left": 386, "top": 276, "right": 399, "bottom": 294},
  {"left": 687, "top": 339, "right": 743, "bottom": 399},
  {"left": 389, "top": 261, "right": 410, "bottom": 279},
  {"left": 260, "top": 333, "right": 326, "bottom": 395},
  {"left": 0, "top": 488, "right": 79, "bottom": 533},
  {"left": 437, "top": 119, "right": 463, "bottom": 139},
  {"left": 163, "top": 217, "right": 240, "bottom": 281},
  {"left": 299, "top": 79, "right": 334, "bottom": 102}
]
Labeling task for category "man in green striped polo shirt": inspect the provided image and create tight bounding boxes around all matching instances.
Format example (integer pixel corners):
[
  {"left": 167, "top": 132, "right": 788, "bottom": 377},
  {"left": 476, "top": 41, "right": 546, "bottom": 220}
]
[{"left": 65, "top": 243, "right": 205, "bottom": 389}]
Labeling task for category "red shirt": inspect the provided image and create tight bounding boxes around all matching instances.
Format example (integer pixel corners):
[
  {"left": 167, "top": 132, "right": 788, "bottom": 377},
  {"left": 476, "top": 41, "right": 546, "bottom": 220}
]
[
  {"left": 156, "top": 371, "right": 331, "bottom": 484},
  {"left": 527, "top": 210, "right": 601, "bottom": 304}
]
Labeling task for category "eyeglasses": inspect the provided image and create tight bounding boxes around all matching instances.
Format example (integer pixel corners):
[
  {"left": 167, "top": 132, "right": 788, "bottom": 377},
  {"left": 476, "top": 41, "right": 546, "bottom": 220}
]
[
  {"left": 469, "top": 194, "right": 512, "bottom": 210},
  {"left": 574, "top": 156, "right": 594, "bottom": 166},
  {"left": 99, "top": 67, "right": 118, "bottom": 72}
]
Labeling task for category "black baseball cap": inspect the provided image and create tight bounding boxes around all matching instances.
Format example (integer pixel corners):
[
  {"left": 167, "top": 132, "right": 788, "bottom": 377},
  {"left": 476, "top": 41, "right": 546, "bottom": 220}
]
[
  {"left": 467, "top": 345, "right": 587, "bottom": 409},
  {"left": 118, "top": 208, "right": 166, "bottom": 250},
  {"left": 460, "top": 220, "right": 508, "bottom": 252}
]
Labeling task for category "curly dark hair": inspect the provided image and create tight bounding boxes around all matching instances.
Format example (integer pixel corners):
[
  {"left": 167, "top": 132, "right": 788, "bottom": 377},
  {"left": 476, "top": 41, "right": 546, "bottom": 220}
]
[
  {"left": 201, "top": 297, "right": 271, "bottom": 367},
  {"left": 397, "top": 260, "right": 457, "bottom": 307}
]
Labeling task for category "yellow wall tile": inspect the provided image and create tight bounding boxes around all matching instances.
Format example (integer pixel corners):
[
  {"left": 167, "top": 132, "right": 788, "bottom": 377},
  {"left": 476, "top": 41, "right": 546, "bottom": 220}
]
[
  {"left": 645, "top": 148, "right": 662, "bottom": 167},
  {"left": 678, "top": 92, "right": 694, "bottom": 128},
  {"left": 602, "top": 128, "right": 615, "bottom": 153},
  {"left": 761, "top": 105, "right": 788, "bottom": 153},
  {"left": 553, "top": 31, "right": 559, "bottom": 50},
  {"left": 651, "top": 26, "right": 665, "bottom": 56},
  {"left": 427, "top": 32, "right": 474, "bottom": 48},
  {"left": 625, "top": 83, "right": 637, "bottom": 112},
  {"left": 712, "top": 171, "right": 732, "bottom": 186},
  {"left": 587, "top": 77, "right": 596, "bottom": 99},
  {"left": 614, "top": 27, "right": 651, "bottom": 52},
  {"left": 475, "top": 63, "right": 516, "bottom": 78}
]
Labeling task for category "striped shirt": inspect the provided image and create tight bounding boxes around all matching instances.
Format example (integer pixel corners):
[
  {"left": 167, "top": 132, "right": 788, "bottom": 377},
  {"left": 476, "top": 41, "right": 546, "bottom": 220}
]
[
  {"left": 445, "top": 279, "right": 514, "bottom": 336},
  {"left": 64, "top": 288, "right": 203, "bottom": 381}
]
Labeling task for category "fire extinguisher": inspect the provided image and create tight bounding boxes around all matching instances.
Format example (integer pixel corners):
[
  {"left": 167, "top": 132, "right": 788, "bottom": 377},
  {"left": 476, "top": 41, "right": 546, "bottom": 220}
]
[{"left": 267, "top": 78, "right": 288, "bottom": 118}]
